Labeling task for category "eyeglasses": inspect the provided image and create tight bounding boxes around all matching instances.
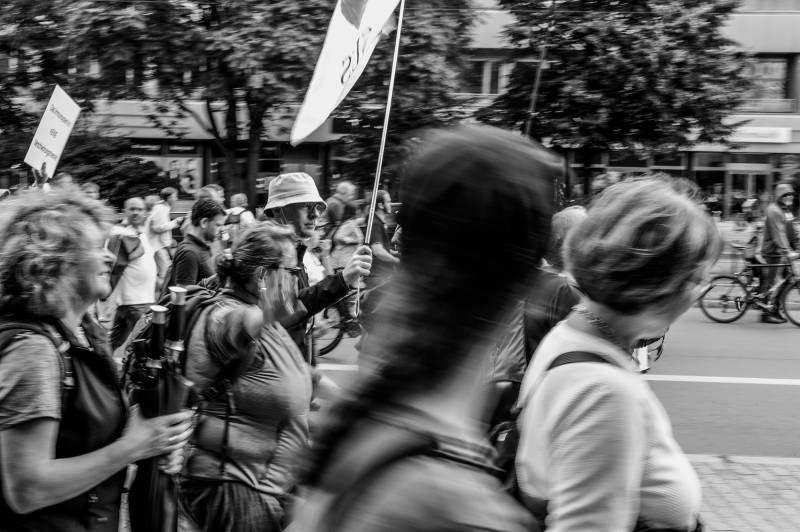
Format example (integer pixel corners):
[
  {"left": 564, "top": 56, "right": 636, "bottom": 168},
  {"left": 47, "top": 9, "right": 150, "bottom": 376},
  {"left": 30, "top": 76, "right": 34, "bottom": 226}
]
[{"left": 300, "top": 203, "right": 324, "bottom": 214}]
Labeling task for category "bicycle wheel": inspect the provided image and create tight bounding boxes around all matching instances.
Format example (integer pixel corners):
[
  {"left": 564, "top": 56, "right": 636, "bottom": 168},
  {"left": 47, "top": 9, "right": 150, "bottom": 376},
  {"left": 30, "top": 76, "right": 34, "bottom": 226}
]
[
  {"left": 314, "top": 305, "right": 345, "bottom": 356},
  {"left": 699, "top": 275, "right": 748, "bottom": 323},
  {"left": 780, "top": 280, "right": 800, "bottom": 327}
]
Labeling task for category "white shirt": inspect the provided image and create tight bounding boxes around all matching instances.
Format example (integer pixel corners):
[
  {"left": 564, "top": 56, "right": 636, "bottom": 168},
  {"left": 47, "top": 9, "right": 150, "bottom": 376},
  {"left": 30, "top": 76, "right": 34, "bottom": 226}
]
[
  {"left": 110, "top": 223, "right": 157, "bottom": 306},
  {"left": 516, "top": 322, "right": 702, "bottom": 532},
  {"left": 146, "top": 202, "right": 176, "bottom": 250}
]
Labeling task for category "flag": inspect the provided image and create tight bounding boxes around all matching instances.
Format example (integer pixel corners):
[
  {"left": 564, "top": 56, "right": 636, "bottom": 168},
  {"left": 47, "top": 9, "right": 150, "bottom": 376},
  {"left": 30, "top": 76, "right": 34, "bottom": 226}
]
[{"left": 290, "top": 0, "right": 400, "bottom": 146}]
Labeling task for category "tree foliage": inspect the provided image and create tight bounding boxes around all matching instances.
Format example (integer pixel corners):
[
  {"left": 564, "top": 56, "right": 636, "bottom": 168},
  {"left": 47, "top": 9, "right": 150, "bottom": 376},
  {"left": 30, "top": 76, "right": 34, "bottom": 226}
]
[
  {"left": 334, "top": 1, "right": 476, "bottom": 191},
  {"left": 478, "top": 0, "right": 752, "bottom": 158}
]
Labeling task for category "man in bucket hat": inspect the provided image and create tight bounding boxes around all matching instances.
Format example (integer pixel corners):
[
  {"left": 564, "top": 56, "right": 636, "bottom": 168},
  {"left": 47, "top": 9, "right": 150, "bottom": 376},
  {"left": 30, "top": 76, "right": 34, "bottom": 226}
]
[{"left": 265, "top": 172, "right": 372, "bottom": 360}]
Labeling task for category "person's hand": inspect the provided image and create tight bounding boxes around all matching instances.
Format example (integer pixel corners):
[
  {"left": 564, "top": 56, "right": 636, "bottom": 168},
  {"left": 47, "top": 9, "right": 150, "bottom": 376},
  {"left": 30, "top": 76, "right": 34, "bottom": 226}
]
[
  {"left": 158, "top": 448, "right": 187, "bottom": 475},
  {"left": 342, "top": 245, "right": 372, "bottom": 287},
  {"left": 173, "top": 216, "right": 185, "bottom": 227},
  {"left": 122, "top": 405, "right": 194, "bottom": 462}
]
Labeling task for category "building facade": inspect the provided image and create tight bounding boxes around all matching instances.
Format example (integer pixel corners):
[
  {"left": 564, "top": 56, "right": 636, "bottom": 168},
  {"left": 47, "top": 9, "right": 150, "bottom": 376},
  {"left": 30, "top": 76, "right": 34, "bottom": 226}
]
[{"left": 465, "top": 0, "right": 800, "bottom": 216}]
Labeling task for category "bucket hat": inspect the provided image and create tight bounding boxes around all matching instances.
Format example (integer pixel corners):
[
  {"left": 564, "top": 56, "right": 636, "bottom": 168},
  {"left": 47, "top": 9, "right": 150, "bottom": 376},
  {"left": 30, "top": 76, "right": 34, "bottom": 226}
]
[{"left": 265, "top": 172, "right": 325, "bottom": 213}]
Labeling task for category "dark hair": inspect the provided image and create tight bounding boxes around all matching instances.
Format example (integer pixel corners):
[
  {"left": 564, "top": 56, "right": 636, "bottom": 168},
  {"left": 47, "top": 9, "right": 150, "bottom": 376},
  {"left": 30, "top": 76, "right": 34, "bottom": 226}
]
[
  {"left": 190, "top": 198, "right": 226, "bottom": 226},
  {"left": 160, "top": 186, "right": 178, "bottom": 201},
  {"left": 302, "top": 125, "right": 557, "bottom": 486}
]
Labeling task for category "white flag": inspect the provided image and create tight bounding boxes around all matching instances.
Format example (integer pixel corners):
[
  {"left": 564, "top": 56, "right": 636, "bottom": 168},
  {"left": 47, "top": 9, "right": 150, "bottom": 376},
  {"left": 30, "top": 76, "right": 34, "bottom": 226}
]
[{"left": 290, "top": 0, "right": 400, "bottom": 146}]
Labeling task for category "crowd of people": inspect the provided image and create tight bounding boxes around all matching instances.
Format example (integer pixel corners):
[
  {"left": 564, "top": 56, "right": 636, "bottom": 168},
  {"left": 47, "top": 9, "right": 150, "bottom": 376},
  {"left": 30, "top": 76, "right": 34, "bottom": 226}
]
[{"left": 0, "top": 124, "right": 796, "bottom": 531}]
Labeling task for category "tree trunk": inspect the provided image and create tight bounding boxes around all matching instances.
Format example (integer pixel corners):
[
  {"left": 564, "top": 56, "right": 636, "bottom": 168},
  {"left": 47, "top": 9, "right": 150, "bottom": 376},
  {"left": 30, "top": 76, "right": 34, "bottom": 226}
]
[
  {"left": 245, "top": 91, "right": 269, "bottom": 207},
  {"left": 221, "top": 94, "right": 239, "bottom": 197}
]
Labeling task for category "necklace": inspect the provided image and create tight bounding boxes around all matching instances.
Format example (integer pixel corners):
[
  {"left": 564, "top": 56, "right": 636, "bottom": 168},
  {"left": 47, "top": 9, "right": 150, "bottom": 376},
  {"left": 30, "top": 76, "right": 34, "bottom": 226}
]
[{"left": 572, "top": 304, "right": 629, "bottom": 353}]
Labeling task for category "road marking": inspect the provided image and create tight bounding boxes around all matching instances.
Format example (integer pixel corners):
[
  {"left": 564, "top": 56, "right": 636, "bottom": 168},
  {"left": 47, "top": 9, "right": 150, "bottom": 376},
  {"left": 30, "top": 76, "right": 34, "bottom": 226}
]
[
  {"left": 645, "top": 374, "right": 800, "bottom": 386},
  {"left": 318, "top": 364, "right": 800, "bottom": 386}
]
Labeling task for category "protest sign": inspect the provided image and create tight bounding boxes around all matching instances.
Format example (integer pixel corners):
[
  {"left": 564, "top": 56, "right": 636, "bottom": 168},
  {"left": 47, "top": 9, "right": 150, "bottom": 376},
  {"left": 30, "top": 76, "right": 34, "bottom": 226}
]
[{"left": 24, "top": 85, "right": 81, "bottom": 179}]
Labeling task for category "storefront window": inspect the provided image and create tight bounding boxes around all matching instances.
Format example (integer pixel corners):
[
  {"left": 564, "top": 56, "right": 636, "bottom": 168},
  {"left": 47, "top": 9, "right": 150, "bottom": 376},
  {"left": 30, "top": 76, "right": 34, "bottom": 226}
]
[{"left": 693, "top": 152, "right": 726, "bottom": 169}]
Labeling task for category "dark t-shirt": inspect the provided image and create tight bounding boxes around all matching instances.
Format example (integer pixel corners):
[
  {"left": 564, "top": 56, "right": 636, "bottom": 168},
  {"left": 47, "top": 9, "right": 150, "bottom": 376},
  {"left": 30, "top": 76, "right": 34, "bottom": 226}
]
[{"left": 172, "top": 234, "right": 215, "bottom": 286}]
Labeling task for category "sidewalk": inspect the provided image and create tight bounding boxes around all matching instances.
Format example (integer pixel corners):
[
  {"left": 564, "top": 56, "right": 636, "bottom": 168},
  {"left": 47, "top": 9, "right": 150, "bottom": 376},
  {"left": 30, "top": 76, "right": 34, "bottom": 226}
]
[{"left": 688, "top": 454, "right": 800, "bottom": 531}]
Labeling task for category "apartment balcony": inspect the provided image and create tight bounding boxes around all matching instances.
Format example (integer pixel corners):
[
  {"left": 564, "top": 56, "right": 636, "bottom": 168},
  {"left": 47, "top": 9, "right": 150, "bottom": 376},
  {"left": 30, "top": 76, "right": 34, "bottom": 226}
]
[{"left": 737, "top": 98, "right": 797, "bottom": 113}]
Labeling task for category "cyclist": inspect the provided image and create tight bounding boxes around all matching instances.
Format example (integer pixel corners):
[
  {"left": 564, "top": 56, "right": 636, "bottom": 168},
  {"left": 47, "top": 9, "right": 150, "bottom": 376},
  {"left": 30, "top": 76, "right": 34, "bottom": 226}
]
[{"left": 758, "top": 183, "right": 799, "bottom": 324}]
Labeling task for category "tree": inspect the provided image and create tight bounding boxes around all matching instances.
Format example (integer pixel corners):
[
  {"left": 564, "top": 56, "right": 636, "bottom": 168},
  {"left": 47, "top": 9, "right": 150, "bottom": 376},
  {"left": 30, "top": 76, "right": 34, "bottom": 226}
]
[
  {"left": 59, "top": 135, "right": 173, "bottom": 210},
  {"left": 334, "top": 1, "right": 476, "bottom": 194},
  {"left": 59, "top": 0, "right": 338, "bottom": 202},
  {"left": 477, "top": 0, "right": 752, "bottom": 196}
]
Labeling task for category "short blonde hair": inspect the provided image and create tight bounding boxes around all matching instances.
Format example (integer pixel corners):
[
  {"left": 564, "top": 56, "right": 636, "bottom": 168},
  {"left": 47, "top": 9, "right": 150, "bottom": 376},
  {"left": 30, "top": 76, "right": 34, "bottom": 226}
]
[
  {"left": 0, "top": 189, "right": 115, "bottom": 317},
  {"left": 565, "top": 178, "right": 722, "bottom": 313}
]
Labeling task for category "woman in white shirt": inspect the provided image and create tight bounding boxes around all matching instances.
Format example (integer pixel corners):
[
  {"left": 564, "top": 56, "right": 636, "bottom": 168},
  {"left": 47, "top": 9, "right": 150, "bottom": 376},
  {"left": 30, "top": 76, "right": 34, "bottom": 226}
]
[{"left": 516, "top": 177, "right": 721, "bottom": 532}]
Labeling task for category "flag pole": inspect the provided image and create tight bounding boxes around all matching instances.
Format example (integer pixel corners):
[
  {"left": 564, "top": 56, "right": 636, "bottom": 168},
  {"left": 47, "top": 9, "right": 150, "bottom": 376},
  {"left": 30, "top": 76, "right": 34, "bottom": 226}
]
[{"left": 356, "top": 0, "right": 406, "bottom": 316}]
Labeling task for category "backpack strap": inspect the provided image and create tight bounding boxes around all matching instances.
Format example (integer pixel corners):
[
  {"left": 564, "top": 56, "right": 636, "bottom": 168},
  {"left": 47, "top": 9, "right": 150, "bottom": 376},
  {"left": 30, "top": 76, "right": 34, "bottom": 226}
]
[
  {"left": 547, "top": 351, "right": 609, "bottom": 371},
  {"left": 0, "top": 322, "right": 75, "bottom": 407}
]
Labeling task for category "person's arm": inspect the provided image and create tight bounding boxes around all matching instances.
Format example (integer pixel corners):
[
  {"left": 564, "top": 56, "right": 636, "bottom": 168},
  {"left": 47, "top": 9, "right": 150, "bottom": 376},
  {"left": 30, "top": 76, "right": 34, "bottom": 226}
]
[
  {"left": 0, "top": 336, "right": 192, "bottom": 514},
  {"left": 298, "top": 272, "right": 350, "bottom": 317},
  {"left": 370, "top": 241, "right": 400, "bottom": 264},
  {"left": 542, "top": 370, "right": 645, "bottom": 532},
  {"left": 150, "top": 205, "right": 180, "bottom": 235},
  {"left": 173, "top": 248, "right": 200, "bottom": 286}
]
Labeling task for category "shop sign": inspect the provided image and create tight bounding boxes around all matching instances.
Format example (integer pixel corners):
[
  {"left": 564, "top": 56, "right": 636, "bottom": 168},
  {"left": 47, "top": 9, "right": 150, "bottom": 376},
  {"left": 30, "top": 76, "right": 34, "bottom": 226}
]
[
  {"left": 130, "top": 142, "right": 162, "bottom": 154},
  {"left": 729, "top": 127, "right": 791, "bottom": 144},
  {"left": 167, "top": 144, "right": 198, "bottom": 154}
]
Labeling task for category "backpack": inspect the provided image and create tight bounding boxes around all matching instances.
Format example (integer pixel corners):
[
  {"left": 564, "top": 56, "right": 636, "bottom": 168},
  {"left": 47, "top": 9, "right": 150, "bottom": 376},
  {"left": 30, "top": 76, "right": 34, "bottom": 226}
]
[
  {"left": 119, "top": 286, "right": 254, "bottom": 472},
  {"left": 488, "top": 351, "right": 610, "bottom": 498}
]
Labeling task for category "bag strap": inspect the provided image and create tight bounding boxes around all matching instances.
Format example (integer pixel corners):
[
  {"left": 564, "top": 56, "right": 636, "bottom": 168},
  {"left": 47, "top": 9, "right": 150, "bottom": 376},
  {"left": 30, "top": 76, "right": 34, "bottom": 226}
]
[
  {"left": 548, "top": 350, "right": 609, "bottom": 371},
  {"left": 0, "top": 322, "right": 75, "bottom": 407}
]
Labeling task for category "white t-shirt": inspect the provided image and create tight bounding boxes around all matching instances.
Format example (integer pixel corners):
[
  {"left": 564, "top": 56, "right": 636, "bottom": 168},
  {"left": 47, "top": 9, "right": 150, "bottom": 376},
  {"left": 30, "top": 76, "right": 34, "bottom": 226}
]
[{"left": 110, "top": 224, "right": 157, "bottom": 306}]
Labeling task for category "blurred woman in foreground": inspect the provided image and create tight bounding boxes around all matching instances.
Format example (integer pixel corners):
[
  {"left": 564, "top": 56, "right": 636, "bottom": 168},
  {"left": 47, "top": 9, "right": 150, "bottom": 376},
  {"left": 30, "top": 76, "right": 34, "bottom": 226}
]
[
  {"left": 516, "top": 178, "right": 721, "bottom": 531},
  {"left": 292, "top": 125, "right": 558, "bottom": 531},
  {"left": 0, "top": 188, "right": 192, "bottom": 531}
]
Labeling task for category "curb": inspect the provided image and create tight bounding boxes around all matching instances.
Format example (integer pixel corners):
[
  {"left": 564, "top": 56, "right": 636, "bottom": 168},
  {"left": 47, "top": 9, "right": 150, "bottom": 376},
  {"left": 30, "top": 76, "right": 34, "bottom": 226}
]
[{"left": 687, "top": 453, "right": 800, "bottom": 466}]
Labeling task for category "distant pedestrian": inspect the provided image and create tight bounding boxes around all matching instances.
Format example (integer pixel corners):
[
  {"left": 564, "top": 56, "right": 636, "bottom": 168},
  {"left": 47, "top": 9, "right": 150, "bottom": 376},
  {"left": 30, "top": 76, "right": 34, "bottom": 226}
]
[
  {"left": 322, "top": 181, "right": 357, "bottom": 239},
  {"left": 170, "top": 198, "right": 226, "bottom": 287},
  {"left": 515, "top": 178, "right": 720, "bottom": 532},
  {"left": 225, "top": 192, "right": 256, "bottom": 246},
  {"left": 147, "top": 187, "right": 184, "bottom": 294},
  {"left": 81, "top": 181, "right": 101, "bottom": 200},
  {"left": 107, "top": 197, "right": 157, "bottom": 351},
  {"left": 758, "top": 183, "right": 798, "bottom": 323}
]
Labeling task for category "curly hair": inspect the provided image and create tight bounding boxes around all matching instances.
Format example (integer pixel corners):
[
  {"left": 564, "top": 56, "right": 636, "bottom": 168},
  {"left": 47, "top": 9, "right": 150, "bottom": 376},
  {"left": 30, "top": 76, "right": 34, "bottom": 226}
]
[
  {"left": 0, "top": 188, "right": 115, "bottom": 318},
  {"left": 565, "top": 178, "right": 723, "bottom": 314},
  {"left": 302, "top": 125, "right": 558, "bottom": 486}
]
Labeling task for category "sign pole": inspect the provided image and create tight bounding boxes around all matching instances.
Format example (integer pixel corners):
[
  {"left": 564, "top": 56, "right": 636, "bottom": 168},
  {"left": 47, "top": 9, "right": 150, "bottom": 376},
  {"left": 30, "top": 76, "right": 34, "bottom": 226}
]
[{"left": 356, "top": 0, "right": 406, "bottom": 315}]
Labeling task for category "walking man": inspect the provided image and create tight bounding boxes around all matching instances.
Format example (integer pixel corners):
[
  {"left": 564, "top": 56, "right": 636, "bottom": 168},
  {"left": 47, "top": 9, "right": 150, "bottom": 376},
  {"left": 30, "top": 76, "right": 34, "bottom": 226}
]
[
  {"left": 108, "top": 197, "right": 157, "bottom": 350},
  {"left": 147, "top": 187, "right": 184, "bottom": 294},
  {"left": 759, "top": 183, "right": 799, "bottom": 323},
  {"left": 171, "top": 198, "right": 227, "bottom": 287}
]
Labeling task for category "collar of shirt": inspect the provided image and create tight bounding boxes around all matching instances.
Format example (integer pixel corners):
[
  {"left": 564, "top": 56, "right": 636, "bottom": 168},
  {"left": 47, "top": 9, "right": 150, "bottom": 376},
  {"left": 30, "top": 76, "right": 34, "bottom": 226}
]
[{"left": 186, "top": 233, "right": 211, "bottom": 251}]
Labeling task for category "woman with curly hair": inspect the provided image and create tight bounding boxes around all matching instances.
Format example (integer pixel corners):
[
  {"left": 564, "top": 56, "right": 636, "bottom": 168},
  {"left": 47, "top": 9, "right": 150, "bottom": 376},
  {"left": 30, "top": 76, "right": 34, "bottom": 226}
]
[
  {"left": 293, "top": 125, "right": 558, "bottom": 531},
  {"left": 0, "top": 189, "right": 194, "bottom": 532},
  {"left": 515, "top": 178, "right": 721, "bottom": 531},
  {"left": 178, "top": 221, "right": 312, "bottom": 532}
]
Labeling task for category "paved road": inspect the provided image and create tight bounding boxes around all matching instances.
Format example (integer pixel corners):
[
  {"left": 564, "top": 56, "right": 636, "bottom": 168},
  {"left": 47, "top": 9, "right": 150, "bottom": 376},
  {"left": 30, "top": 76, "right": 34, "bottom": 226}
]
[
  {"left": 315, "top": 307, "right": 800, "bottom": 530},
  {"left": 318, "top": 307, "right": 800, "bottom": 457},
  {"left": 648, "top": 307, "right": 800, "bottom": 458}
]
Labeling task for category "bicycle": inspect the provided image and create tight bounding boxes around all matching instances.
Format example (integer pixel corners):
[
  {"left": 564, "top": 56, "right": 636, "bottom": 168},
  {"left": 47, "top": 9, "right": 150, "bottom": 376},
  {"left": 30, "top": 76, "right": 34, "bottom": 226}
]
[
  {"left": 698, "top": 251, "right": 800, "bottom": 326},
  {"left": 313, "top": 290, "right": 363, "bottom": 356}
]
